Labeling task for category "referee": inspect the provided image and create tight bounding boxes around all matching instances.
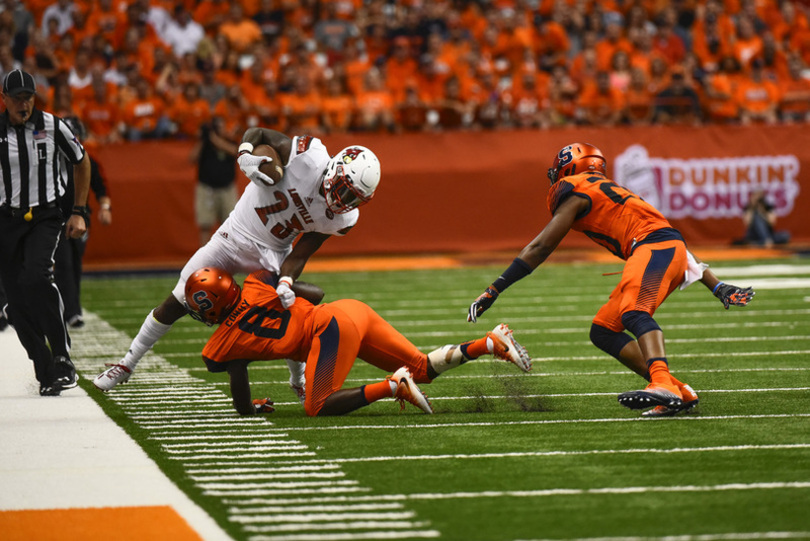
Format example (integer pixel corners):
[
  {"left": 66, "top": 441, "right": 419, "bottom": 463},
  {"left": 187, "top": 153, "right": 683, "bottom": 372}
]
[{"left": 0, "top": 69, "right": 91, "bottom": 396}]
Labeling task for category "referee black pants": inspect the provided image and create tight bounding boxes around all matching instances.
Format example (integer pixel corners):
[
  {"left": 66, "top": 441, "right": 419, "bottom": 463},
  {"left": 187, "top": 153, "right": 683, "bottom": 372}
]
[{"left": 0, "top": 206, "right": 71, "bottom": 384}]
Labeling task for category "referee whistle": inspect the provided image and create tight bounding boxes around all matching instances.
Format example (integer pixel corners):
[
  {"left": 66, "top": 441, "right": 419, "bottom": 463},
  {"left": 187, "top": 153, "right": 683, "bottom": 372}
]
[{"left": 24, "top": 207, "right": 33, "bottom": 221}]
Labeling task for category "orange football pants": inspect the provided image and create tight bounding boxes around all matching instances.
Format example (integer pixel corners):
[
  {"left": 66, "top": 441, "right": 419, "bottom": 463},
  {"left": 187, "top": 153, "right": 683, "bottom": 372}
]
[
  {"left": 592, "top": 240, "right": 688, "bottom": 332},
  {"left": 303, "top": 299, "right": 429, "bottom": 416}
]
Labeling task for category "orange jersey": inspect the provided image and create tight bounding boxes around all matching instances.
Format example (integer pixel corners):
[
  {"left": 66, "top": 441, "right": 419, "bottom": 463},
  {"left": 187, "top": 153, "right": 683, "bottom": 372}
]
[
  {"left": 547, "top": 172, "right": 674, "bottom": 260},
  {"left": 202, "top": 273, "right": 318, "bottom": 366}
]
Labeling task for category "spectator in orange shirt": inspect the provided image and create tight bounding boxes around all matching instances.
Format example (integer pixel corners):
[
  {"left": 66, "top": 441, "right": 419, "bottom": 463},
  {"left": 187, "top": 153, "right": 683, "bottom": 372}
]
[
  {"left": 652, "top": 15, "right": 686, "bottom": 65},
  {"left": 703, "top": 56, "right": 742, "bottom": 124},
  {"left": 355, "top": 67, "right": 396, "bottom": 132},
  {"left": 121, "top": 76, "right": 170, "bottom": 141},
  {"left": 341, "top": 39, "right": 371, "bottom": 98},
  {"left": 535, "top": 7, "right": 570, "bottom": 71},
  {"left": 321, "top": 76, "right": 354, "bottom": 134},
  {"left": 193, "top": 0, "right": 230, "bottom": 36},
  {"left": 595, "top": 21, "right": 634, "bottom": 72},
  {"left": 79, "top": 70, "right": 122, "bottom": 144},
  {"left": 218, "top": 4, "right": 262, "bottom": 54},
  {"left": 213, "top": 83, "right": 248, "bottom": 138},
  {"left": 547, "top": 64, "right": 579, "bottom": 126},
  {"left": 779, "top": 54, "right": 810, "bottom": 123},
  {"left": 280, "top": 75, "right": 322, "bottom": 134},
  {"left": 384, "top": 36, "right": 418, "bottom": 103},
  {"left": 434, "top": 75, "right": 470, "bottom": 131},
  {"left": 692, "top": 10, "right": 733, "bottom": 73},
  {"left": 396, "top": 85, "right": 428, "bottom": 132},
  {"left": 733, "top": 16, "right": 763, "bottom": 68},
  {"left": 415, "top": 55, "right": 449, "bottom": 106},
  {"left": 578, "top": 70, "right": 624, "bottom": 127},
  {"left": 508, "top": 70, "right": 550, "bottom": 129},
  {"left": 169, "top": 82, "right": 211, "bottom": 139},
  {"left": 735, "top": 58, "right": 780, "bottom": 125},
  {"left": 85, "top": 0, "right": 127, "bottom": 49},
  {"left": 624, "top": 67, "right": 654, "bottom": 126}
]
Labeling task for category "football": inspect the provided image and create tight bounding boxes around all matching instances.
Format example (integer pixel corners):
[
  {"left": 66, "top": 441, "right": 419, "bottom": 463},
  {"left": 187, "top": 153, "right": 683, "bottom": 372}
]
[{"left": 253, "top": 144, "right": 284, "bottom": 184}]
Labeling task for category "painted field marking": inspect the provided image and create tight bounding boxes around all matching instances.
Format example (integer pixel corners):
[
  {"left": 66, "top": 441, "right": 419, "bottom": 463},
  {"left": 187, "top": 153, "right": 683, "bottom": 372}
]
[
  {"left": 265, "top": 443, "right": 810, "bottom": 465},
  {"left": 517, "top": 532, "right": 810, "bottom": 541},
  {"left": 260, "top": 413, "right": 810, "bottom": 432}
]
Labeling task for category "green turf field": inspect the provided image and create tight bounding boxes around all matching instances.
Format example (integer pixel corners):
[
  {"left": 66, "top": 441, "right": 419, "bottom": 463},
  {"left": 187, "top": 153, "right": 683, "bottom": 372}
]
[{"left": 72, "top": 257, "right": 810, "bottom": 541}]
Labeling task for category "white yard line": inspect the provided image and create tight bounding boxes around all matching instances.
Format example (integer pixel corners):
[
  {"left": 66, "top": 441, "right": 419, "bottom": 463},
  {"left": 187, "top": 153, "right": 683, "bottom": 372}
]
[{"left": 518, "top": 532, "right": 810, "bottom": 541}]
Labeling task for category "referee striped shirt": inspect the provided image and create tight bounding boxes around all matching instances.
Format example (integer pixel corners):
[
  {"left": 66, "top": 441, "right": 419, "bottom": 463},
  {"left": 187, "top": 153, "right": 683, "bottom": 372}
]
[{"left": 0, "top": 108, "right": 85, "bottom": 208}]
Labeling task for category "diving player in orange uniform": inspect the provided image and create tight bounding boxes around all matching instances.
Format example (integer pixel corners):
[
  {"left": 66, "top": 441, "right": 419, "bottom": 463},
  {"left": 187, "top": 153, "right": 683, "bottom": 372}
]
[
  {"left": 185, "top": 267, "right": 533, "bottom": 416},
  {"left": 467, "top": 143, "right": 754, "bottom": 417}
]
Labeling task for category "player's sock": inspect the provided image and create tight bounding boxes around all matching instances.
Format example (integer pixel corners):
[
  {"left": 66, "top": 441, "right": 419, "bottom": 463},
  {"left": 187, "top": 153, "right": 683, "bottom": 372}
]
[
  {"left": 647, "top": 358, "right": 671, "bottom": 385},
  {"left": 122, "top": 310, "right": 172, "bottom": 369},
  {"left": 363, "top": 379, "right": 396, "bottom": 403},
  {"left": 426, "top": 339, "right": 484, "bottom": 375},
  {"left": 285, "top": 358, "right": 306, "bottom": 387}
]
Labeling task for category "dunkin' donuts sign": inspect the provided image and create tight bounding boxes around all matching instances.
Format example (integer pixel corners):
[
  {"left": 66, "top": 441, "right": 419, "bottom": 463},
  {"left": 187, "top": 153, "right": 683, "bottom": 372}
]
[{"left": 613, "top": 145, "right": 801, "bottom": 219}]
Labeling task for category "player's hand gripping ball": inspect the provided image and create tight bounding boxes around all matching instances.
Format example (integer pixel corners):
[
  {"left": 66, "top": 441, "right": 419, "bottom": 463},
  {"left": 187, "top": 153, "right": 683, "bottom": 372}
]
[{"left": 254, "top": 144, "right": 285, "bottom": 184}]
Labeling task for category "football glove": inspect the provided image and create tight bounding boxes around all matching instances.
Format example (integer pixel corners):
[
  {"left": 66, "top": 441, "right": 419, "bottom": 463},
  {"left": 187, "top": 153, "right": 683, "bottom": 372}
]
[
  {"left": 237, "top": 152, "right": 275, "bottom": 186},
  {"left": 277, "top": 276, "right": 296, "bottom": 308},
  {"left": 467, "top": 286, "right": 499, "bottom": 323},
  {"left": 713, "top": 282, "right": 755, "bottom": 309},
  {"left": 253, "top": 398, "right": 275, "bottom": 414}
]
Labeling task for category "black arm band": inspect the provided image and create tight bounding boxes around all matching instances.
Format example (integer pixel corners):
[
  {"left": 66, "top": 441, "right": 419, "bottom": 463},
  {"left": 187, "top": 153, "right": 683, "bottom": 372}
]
[
  {"left": 492, "top": 258, "right": 533, "bottom": 293},
  {"left": 71, "top": 205, "right": 90, "bottom": 221}
]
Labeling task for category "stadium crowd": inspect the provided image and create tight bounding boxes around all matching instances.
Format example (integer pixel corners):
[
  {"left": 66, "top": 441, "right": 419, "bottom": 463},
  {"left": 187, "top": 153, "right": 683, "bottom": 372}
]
[{"left": 2, "top": 0, "right": 810, "bottom": 145}]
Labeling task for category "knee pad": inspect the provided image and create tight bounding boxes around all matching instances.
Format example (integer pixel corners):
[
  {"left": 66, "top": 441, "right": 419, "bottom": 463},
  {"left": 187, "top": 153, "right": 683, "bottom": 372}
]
[
  {"left": 590, "top": 323, "right": 634, "bottom": 359},
  {"left": 620, "top": 311, "right": 661, "bottom": 339}
]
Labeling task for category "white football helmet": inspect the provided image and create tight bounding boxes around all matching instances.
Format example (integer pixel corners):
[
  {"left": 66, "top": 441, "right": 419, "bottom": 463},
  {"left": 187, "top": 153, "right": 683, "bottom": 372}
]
[{"left": 322, "top": 146, "right": 381, "bottom": 213}]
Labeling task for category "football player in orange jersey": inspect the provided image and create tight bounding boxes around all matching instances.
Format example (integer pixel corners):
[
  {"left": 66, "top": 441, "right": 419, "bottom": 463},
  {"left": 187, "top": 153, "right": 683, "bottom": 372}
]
[
  {"left": 185, "top": 267, "right": 532, "bottom": 417},
  {"left": 467, "top": 143, "right": 754, "bottom": 417}
]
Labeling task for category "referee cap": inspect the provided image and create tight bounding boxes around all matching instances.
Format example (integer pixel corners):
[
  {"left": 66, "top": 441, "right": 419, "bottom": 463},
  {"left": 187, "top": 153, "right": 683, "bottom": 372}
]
[{"left": 2, "top": 69, "right": 37, "bottom": 97}]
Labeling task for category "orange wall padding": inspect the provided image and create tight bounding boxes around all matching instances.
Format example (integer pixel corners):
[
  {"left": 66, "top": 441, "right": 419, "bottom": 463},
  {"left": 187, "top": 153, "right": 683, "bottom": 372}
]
[{"left": 85, "top": 125, "right": 809, "bottom": 269}]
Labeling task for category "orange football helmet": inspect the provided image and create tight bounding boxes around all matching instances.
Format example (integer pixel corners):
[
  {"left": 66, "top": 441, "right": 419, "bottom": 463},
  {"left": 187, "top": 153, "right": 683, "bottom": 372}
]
[
  {"left": 547, "top": 143, "right": 607, "bottom": 184},
  {"left": 184, "top": 267, "right": 241, "bottom": 326}
]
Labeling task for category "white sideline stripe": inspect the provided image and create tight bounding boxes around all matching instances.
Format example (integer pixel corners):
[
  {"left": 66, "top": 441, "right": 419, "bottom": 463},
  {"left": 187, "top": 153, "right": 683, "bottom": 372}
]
[
  {"left": 188, "top": 465, "right": 342, "bottom": 475},
  {"left": 163, "top": 445, "right": 309, "bottom": 454},
  {"left": 231, "top": 512, "right": 416, "bottom": 523},
  {"left": 175, "top": 452, "right": 318, "bottom": 460},
  {"left": 203, "top": 487, "right": 371, "bottom": 497},
  {"left": 270, "top": 443, "right": 810, "bottom": 465},
  {"left": 152, "top": 434, "right": 293, "bottom": 442},
  {"left": 162, "top": 440, "right": 302, "bottom": 448},
  {"left": 229, "top": 503, "right": 406, "bottom": 513},
  {"left": 243, "top": 521, "right": 427, "bottom": 533},
  {"left": 710, "top": 263, "right": 810, "bottom": 276},
  {"left": 246, "top": 526, "right": 438, "bottom": 538},
  {"left": 191, "top": 472, "right": 346, "bottom": 482},
  {"left": 219, "top": 481, "right": 810, "bottom": 507},
  {"left": 543, "top": 335, "right": 809, "bottom": 347},
  {"left": 531, "top": 351, "right": 810, "bottom": 362},
  {"left": 198, "top": 481, "right": 359, "bottom": 490},
  {"left": 263, "top": 413, "right": 810, "bottom": 432},
  {"left": 517, "top": 532, "right": 810, "bottom": 541}
]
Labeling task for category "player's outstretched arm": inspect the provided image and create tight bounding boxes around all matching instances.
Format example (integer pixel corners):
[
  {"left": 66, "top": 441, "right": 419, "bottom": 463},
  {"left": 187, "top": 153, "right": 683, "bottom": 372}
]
[
  {"left": 467, "top": 196, "right": 583, "bottom": 322},
  {"left": 226, "top": 360, "right": 274, "bottom": 415}
]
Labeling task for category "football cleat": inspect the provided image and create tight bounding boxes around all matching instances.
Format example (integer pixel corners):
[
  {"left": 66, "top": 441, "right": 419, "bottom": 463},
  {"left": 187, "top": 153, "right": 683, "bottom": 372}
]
[
  {"left": 53, "top": 356, "right": 79, "bottom": 390},
  {"left": 290, "top": 382, "right": 306, "bottom": 405},
  {"left": 93, "top": 363, "right": 132, "bottom": 391},
  {"left": 641, "top": 384, "right": 699, "bottom": 417},
  {"left": 390, "top": 367, "right": 433, "bottom": 414},
  {"left": 488, "top": 323, "right": 532, "bottom": 372},
  {"left": 618, "top": 382, "right": 683, "bottom": 410}
]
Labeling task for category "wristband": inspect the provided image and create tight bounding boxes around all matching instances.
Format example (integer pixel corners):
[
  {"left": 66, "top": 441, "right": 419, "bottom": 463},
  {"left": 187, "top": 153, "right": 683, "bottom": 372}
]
[
  {"left": 712, "top": 282, "right": 724, "bottom": 295},
  {"left": 278, "top": 276, "right": 294, "bottom": 288},
  {"left": 72, "top": 205, "right": 90, "bottom": 220},
  {"left": 238, "top": 142, "right": 254, "bottom": 155},
  {"left": 100, "top": 203, "right": 111, "bottom": 211},
  {"left": 492, "top": 258, "right": 533, "bottom": 293}
]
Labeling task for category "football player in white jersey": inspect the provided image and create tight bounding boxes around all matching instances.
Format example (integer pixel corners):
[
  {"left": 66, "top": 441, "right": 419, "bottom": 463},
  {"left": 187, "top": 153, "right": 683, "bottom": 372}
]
[{"left": 93, "top": 128, "right": 382, "bottom": 399}]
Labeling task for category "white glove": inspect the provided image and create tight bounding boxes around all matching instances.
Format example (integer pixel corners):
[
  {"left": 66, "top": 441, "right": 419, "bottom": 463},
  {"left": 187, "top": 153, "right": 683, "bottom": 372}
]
[
  {"left": 237, "top": 153, "right": 275, "bottom": 186},
  {"left": 277, "top": 276, "right": 296, "bottom": 308}
]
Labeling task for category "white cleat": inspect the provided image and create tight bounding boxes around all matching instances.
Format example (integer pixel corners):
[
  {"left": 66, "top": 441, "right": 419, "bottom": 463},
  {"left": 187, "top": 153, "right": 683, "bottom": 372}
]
[
  {"left": 93, "top": 363, "right": 132, "bottom": 392},
  {"left": 489, "top": 323, "right": 532, "bottom": 372},
  {"left": 390, "top": 367, "right": 433, "bottom": 414}
]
